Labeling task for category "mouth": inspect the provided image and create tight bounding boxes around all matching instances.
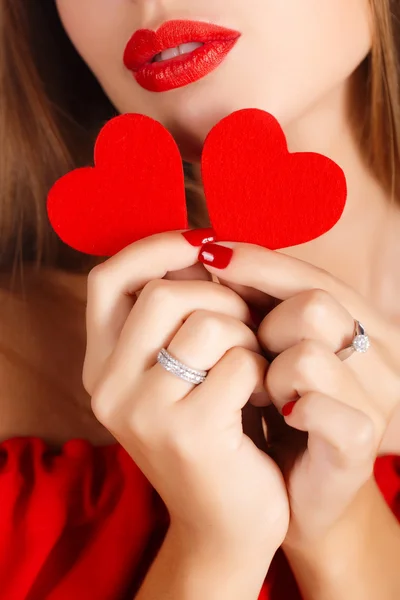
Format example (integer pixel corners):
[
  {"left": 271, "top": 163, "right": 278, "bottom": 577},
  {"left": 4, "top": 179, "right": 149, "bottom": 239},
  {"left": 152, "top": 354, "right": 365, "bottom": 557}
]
[
  {"left": 123, "top": 20, "right": 241, "bottom": 92},
  {"left": 150, "top": 41, "right": 205, "bottom": 64}
]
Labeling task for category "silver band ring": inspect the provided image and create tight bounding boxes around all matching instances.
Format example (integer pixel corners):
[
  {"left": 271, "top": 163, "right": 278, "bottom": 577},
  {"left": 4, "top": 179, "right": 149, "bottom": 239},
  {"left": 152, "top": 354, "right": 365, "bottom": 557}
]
[
  {"left": 335, "top": 320, "right": 370, "bottom": 361},
  {"left": 157, "top": 348, "right": 208, "bottom": 385}
]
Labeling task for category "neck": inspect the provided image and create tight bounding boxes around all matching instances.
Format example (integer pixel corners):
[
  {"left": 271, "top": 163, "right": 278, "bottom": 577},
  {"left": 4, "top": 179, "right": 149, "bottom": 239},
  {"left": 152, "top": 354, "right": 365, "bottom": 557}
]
[{"left": 279, "top": 78, "right": 400, "bottom": 319}]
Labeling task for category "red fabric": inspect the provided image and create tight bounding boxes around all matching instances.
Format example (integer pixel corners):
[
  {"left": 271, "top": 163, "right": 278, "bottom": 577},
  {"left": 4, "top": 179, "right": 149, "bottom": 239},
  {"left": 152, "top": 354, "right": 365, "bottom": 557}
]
[{"left": 0, "top": 438, "right": 398, "bottom": 600}]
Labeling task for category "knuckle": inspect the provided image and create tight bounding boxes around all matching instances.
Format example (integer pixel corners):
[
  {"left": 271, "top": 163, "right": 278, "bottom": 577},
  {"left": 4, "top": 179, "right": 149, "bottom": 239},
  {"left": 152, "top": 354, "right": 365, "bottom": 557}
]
[
  {"left": 351, "top": 416, "right": 376, "bottom": 452},
  {"left": 90, "top": 371, "right": 130, "bottom": 426},
  {"left": 185, "top": 310, "right": 225, "bottom": 342},
  {"left": 293, "top": 339, "right": 325, "bottom": 378},
  {"left": 90, "top": 382, "right": 117, "bottom": 425},
  {"left": 225, "top": 346, "right": 256, "bottom": 373},
  {"left": 87, "top": 261, "right": 108, "bottom": 291},
  {"left": 337, "top": 414, "right": 376, "bottom": 462},
  {"left": 91, "top": 381, "right": 161, "bottom": 445},
  {"left": 299, "top": 289, "right": 333, "bottom": 327},
  {"left": 141, "top": 278, "right": 174, "bottom": 307}
]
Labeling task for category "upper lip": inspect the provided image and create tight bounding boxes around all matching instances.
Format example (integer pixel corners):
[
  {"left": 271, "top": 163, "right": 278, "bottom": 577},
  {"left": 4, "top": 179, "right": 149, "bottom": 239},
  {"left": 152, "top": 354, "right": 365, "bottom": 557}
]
[{"left": 123, "top": 20, "right": 241, "bottom": 71}]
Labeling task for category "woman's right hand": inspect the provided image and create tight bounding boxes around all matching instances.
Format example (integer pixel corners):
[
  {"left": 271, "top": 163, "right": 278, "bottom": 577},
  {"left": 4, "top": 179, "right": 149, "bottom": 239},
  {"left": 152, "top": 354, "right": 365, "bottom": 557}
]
[{"left": 83, "top": 231, "right": 289, "bottom": 559}]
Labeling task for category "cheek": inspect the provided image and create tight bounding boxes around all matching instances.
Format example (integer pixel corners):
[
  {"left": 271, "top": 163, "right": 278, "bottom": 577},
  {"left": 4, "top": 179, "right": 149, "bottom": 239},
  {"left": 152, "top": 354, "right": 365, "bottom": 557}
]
[
  {"left": 54, "top": 0, "right": 168, "bottom": 125},
  {"left": 265, "top": 0, "right": 372, "bottom": 61},
  {"left": 54, "top": 0, "right": 374, "bottom": 146},
  {"left": 244, "top": 0, "right": 372, "bottom": 122},
  {"left": 299, "top": 0, "right": 372, "bottom": 80},
  {"left": 309, "top": 0, "right": 372, "bottom": 73},
  {"left": 55, "top": 0, "right": 129, "bottom": 77}
]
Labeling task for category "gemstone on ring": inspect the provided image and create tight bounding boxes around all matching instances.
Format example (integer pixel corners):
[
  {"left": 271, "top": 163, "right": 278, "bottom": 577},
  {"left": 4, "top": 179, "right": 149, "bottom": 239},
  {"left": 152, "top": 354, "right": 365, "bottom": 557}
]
[
  {"left": 352, "top": 333, "right": 370, "bottom": 353},
  {"left": 335, "top": 319, "right": 370, "bottom": 361}
]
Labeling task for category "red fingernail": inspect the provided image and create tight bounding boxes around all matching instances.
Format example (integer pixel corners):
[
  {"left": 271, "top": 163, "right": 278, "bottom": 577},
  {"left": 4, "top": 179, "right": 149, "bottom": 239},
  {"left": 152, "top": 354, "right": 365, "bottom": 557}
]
[
  {"left": 182, "top": 228, "right": 217, "bottom": 247},
  {"left": 282, "top": 401, "right": 297, "bottom": 417},
  {"left": 198, "top": 243, "right": 233, "bottom": 269}
]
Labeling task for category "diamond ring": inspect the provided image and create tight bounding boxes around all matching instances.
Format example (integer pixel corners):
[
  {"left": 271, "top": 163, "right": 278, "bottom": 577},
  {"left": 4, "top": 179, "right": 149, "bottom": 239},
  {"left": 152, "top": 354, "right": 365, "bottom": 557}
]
[
  {"left": 157, "top": 348, "right": 208, "bottom": 385},
  {"left": 335, "top": 320, "right": 370, "bottom": 361}
]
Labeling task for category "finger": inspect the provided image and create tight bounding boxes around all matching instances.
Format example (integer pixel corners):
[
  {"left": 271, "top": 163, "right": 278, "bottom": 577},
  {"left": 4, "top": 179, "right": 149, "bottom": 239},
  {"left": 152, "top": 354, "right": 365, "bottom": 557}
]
[
  {"left": 216, "top": 279, "right": 279, "bottom": 331},
  {"left": 282, "top": 392, "right": 384, "bottom": 468},
  {"left": 216, "top": 279, "right": 277, "bottom": 315},
  {"left": 90, "top": 280, "right": 252, "bottom": 392},
  {"left": 258, "top": 288, "right": 354, "bottom": 356},
  {"left": 265, "top": 340, "right": 384, "bottom": 427},
  {"left": 199, "top": 242, "right": 393, "bottom": 344},
  {"left": 188, "top": 347, "right": 269, "bottom": 416},
  {"left": 85, "top": 231, "right": 203, "bottom": 388},
  {"left": 258, "top": 288, "right": 399, "bottom": 416},
  {"left": 146, "top": 311, "right": 261, "bottom": 402},
  {"left": 92, "top": 315, "right": 264, "bottom": 426}
]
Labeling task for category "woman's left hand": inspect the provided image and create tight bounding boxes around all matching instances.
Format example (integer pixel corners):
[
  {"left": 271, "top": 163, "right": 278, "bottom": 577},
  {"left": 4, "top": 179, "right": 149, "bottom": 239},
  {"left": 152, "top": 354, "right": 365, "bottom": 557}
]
[{"left": 199, "top": 241, "right": 400, "bottom": 551}]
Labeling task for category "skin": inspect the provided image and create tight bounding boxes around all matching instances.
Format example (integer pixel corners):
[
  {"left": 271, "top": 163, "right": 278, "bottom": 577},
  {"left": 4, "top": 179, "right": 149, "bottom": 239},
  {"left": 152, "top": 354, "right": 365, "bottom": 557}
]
[
  {"left": 84, "top": 233, "right": 291, "bottom": 595},
  {"left": 53, "top": 0, "right": 400, "bottom": 450},
  {"left": 81, "top": 229, "right": 400, "bottom": 599},
  {"left": 55, "top": 0, "right": 371, "bottom": 155},
  {"left": 1, "top": 0, "right": 400, "bottom": 597},
  {"left": 53, "top": 0, "right": 400, "bottom": 317}
]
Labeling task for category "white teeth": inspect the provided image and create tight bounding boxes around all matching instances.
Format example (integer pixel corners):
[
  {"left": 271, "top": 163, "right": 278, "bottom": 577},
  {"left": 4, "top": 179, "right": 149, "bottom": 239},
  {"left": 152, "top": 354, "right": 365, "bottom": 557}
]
[
  {"left": 153, "top": 42, "right": 204, "bottom": 63},
  {"left": 159, "top": 46, "right": 180, "bottom": 61},
  {"left": 178, "top": 42, "right": 204, "bottom": 55}
]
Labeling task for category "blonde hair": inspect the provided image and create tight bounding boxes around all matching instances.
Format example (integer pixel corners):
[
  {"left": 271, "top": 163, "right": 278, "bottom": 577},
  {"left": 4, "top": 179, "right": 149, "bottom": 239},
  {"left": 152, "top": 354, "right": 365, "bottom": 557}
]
[{"left": 0, "top": 0, "right": 398, "bottom": 273}]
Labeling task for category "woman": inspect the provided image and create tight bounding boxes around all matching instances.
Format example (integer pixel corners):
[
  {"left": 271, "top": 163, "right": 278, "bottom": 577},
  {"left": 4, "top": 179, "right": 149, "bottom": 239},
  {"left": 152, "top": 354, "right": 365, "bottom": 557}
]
[{"left": 0, "top": 0, "right": 399, "bottom": 598}]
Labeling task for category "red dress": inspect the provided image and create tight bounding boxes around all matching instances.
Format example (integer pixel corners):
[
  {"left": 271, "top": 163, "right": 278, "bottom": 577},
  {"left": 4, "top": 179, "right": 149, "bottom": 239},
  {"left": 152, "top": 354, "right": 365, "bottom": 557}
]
[{"left": 0, "top": 437, "right": 398, "bottom": 600}]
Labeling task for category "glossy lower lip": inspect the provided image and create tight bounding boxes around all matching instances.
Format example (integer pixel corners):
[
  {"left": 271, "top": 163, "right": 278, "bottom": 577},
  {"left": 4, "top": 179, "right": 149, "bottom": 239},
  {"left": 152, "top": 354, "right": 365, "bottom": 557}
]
[
  {"left": 133, "top": 40, "right": 239, "bottom": 92},
  {"left": 123, "top": 20, "right": 241, "bottom": 92}
]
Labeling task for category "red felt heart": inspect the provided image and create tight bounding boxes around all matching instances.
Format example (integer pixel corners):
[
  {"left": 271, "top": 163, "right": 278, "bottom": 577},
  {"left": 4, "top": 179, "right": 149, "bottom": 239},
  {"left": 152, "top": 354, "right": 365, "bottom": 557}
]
[
  {"left": 47, "top": 113, "right": 188, "bottom": 256},
  {"left": 201, "top": 109, "right": 347, "bottom": 249}
]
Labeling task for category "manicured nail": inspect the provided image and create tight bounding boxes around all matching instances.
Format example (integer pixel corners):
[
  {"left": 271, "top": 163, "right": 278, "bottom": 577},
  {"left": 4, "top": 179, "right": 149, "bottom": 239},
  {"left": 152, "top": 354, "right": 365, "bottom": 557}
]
[
  {"left": 282, "top": 401, "right": 297, "bottom": 417},
  {"left": 198, "top": 243, "right": 233, "bottom": 269},
  {"left": 182, "top": 228, "right": 217, "bottom": 247}
]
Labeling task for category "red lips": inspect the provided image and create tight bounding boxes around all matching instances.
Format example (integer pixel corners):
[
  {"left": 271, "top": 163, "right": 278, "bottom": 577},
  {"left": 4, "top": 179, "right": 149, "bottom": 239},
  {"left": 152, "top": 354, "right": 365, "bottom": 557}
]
[{"left": 123, "top": 20, "right": 241, "bottom": 92}]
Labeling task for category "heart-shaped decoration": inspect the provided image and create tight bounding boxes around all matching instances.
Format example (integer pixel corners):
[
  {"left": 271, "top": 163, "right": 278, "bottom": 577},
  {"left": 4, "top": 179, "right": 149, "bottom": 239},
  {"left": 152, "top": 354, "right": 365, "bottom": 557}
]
[
  {"left": 47, "top": 113, "right": 188, "bottom": 256},
  {"left": 201, "top": 109, "right": 347, "bottom": 249},
  {"left": 48, "top": 109, "right": 347, "bottom": 256}
]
